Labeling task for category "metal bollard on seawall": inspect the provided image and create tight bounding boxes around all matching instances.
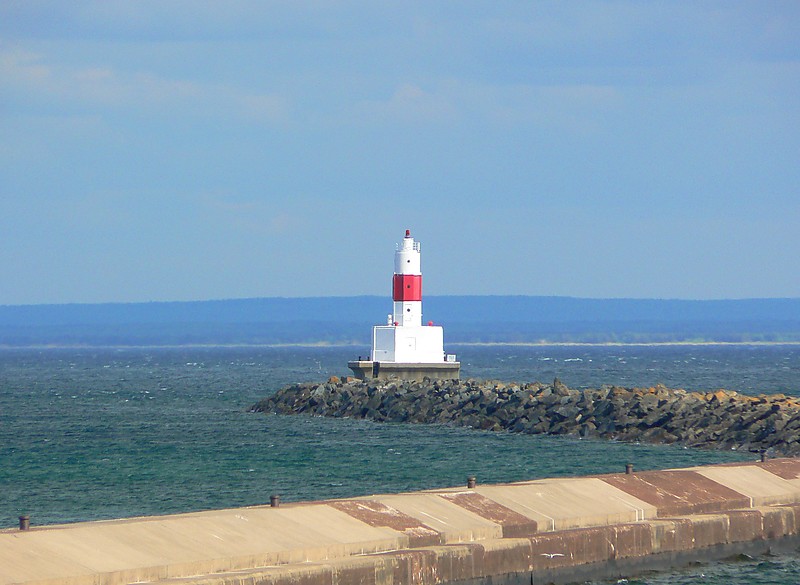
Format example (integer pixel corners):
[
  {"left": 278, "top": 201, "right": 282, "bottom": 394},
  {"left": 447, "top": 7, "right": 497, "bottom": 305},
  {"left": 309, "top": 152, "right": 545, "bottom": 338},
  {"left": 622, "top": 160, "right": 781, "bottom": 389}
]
[
  {"left": 19, "top": 515, "right": 30, "bottom": 531},
  {"left": 270, "top": 494, "right": 281, "bottom": 507},
  {"left": 625, "top": 463, "right": 634, "bottom": 475},
  {"left": 467, "top": 476, "right": 477, "bottom": 488}
]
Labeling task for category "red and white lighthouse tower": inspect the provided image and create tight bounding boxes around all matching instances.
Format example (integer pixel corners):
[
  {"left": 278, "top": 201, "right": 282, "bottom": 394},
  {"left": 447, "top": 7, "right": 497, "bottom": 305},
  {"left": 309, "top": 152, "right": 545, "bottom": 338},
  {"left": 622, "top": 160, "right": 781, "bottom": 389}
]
[
  {"left": 349, "top": 229, "right": 459, "bottom": 381},
  {"left": 392, "top": 229, "right": 423, "bottom": 327}
]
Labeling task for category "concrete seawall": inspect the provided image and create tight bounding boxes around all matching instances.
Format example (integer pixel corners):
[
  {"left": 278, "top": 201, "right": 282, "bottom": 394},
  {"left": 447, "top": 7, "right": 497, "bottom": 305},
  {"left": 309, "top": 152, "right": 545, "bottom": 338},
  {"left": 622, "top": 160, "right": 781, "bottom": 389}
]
[{"left": 5, "top": 458, "right": 800, "bottom": 585}]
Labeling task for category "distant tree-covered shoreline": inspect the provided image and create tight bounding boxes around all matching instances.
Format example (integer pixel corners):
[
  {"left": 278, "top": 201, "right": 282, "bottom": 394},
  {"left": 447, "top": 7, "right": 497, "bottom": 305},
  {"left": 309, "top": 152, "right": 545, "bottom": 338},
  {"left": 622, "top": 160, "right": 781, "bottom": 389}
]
[{"left": 0, "top": 296, "right": 798, "bottom": 347}]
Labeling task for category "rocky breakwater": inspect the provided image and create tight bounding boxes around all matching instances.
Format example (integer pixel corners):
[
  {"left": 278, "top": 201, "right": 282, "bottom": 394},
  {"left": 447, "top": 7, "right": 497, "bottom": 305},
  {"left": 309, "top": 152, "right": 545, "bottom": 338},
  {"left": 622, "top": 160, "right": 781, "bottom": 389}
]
[{"left": 251, "top": 377, "right": 800, "bottom": 456}]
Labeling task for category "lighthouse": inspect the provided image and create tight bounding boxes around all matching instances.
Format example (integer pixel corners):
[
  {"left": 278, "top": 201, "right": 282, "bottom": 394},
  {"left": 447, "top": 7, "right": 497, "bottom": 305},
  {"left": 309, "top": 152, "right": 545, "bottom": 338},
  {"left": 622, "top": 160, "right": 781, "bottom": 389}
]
[{"left": 348, "top": 230, "right": 460, "bottom": 381}]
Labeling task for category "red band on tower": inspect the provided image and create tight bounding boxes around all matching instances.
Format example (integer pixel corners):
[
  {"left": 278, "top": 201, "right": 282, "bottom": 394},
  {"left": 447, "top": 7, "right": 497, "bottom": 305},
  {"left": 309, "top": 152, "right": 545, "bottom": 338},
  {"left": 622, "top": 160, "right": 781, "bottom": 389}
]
[{"left": 393, "top": 274, "right": 422, "bottom": 301}]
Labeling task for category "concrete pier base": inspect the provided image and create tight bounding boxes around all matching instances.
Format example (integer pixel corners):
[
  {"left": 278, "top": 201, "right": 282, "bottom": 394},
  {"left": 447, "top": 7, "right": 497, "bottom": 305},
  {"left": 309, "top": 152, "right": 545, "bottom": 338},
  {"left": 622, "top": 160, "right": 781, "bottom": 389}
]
[
  {"left": 347, "top": 360, "right": 460, "bottom": 381},
  {"left": 464, "top": 535, "right": 800, "bottom": 585},
  {"left": 6, "top": 458, "right": 800, "bottom": 585}
]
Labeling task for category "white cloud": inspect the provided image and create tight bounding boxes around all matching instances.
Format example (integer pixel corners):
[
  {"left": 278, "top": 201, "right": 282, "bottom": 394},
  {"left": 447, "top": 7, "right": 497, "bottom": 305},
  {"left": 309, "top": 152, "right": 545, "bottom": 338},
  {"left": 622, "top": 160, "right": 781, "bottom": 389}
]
[
  {"left": 237, "top": 93, "right": 288, "bottom": 124},
  {"left": 488, "top": 82, "right": 621, "bottom": 123},
  {"left": 354, "top": 83, "right": 457, "bottom": 125},
  {"left": 198, "top": 192, "right": 298, "bottom": 236},
  {"left": 0, "top": 48, "right": 52, "bottom": 84},
  {"left": 360, "top": 78, "right": 624, "bottom": 135},
  {"left": 0, "top": 46, "right": 287, "bottom": 125}
]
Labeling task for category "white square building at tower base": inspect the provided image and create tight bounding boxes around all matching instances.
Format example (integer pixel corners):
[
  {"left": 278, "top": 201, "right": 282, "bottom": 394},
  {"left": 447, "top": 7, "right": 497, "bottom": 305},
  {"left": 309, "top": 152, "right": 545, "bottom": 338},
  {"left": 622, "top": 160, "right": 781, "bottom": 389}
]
[{"left": 371, "top": 325, "right": 444, "bottom": 363}]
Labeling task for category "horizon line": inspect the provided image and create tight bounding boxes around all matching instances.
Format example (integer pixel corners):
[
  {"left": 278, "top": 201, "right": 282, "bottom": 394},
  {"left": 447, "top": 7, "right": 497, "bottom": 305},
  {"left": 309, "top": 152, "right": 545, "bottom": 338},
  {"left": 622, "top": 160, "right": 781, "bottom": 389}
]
[
  {"left": 2, "top": 341, "right": 800, "bottom": 351},
  {"left": 2, "top": 294, "right": 800, "bottom": 309}
]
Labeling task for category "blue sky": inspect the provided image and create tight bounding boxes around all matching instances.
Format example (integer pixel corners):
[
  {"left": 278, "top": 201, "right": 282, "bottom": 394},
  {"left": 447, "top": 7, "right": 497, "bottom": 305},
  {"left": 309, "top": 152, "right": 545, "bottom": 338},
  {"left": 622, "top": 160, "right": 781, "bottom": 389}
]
[{"left": 1, "top": 1, "right": 798, "bottom": 304}]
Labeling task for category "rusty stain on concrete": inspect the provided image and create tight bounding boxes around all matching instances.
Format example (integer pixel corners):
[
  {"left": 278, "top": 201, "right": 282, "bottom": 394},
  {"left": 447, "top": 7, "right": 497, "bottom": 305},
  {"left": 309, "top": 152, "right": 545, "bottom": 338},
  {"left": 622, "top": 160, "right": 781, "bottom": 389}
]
[
  {"left": 601, "top": 470, "right": 751, "bottom": 516},
  {"left": 439, "top": 491, "right": 539, "bottom": 537},
  {"left": 328, "top": 500, "right": 441, "bottom": 547},
  {"left": 759, "top": 458, "right": 800, "bottom": 480}
]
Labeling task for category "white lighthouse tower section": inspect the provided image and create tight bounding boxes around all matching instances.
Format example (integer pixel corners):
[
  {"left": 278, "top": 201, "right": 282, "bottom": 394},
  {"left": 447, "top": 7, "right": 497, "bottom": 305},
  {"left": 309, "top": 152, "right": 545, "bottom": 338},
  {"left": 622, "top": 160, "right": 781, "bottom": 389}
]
[{"left": 393, "top": 236, "right": 422, "bottom": 327}]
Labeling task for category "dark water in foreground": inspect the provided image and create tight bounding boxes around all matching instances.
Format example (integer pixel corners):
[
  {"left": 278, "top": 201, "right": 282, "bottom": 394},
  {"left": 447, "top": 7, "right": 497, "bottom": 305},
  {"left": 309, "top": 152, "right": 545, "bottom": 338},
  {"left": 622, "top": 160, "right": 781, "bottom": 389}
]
[{"left": 1, "top": 344, "right": 799, "bottom": 583}]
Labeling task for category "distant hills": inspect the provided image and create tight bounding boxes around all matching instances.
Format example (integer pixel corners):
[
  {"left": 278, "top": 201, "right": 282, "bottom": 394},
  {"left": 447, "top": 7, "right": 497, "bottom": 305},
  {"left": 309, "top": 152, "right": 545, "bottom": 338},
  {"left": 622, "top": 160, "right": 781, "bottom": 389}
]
[{"left": 0, "top": 296, "right": 798, "bottom": 346}]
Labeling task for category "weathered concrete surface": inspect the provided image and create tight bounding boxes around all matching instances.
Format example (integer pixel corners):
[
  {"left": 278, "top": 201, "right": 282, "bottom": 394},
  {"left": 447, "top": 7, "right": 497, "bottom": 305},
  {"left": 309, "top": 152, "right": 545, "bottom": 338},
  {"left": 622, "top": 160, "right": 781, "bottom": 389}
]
[
  {"left": 692, "top": 464, "right": 800, "bottom": 507},
  {"left": 4, "top": 459, "right": 800, "bottom": 585},
  {"left": 0, "top": 504, "right": 406, "bottom": 585},
  {"left": 363, "top": 493, "right": 502, "bottom": 544},
  {"left": 471, "top": 478, "right": 657, "bottom": 531},
  {"left": 347, "top": 361, "right": 461, "bottom": 381}
]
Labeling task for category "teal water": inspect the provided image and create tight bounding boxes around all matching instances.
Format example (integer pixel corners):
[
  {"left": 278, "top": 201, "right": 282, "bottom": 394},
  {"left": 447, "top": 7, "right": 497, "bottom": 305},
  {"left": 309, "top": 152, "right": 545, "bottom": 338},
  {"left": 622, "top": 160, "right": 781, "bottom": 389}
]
[
  {"left": 596, "top": 552, "right": 800, "bottom": 584},
  {"left": 1, "top": 344, "right": 799, "bottom": 583}
]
